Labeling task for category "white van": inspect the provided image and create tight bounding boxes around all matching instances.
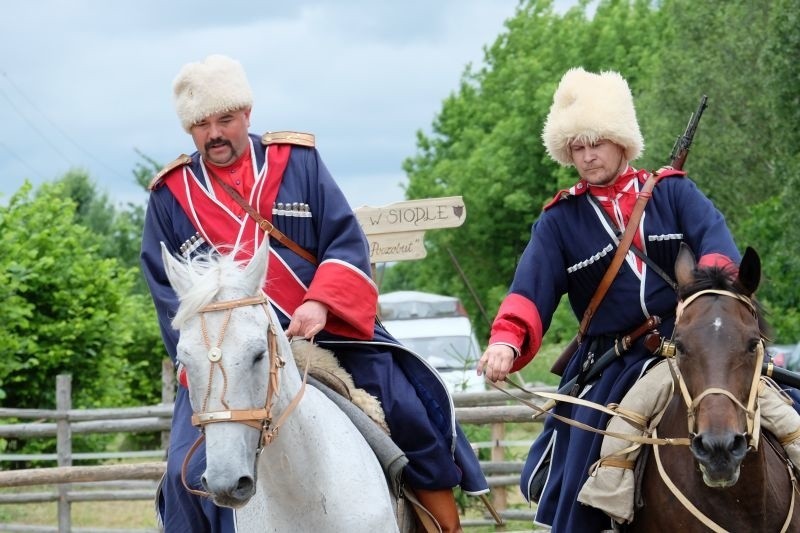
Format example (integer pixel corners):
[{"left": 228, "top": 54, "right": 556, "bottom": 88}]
[{"left": 378, "top": 291, "right": 485, "bottom": 393}]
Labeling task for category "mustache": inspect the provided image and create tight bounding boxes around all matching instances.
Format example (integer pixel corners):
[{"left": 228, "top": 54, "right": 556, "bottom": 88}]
[{"left": 205, "top": 138, "right": 232, "bottom": 151}]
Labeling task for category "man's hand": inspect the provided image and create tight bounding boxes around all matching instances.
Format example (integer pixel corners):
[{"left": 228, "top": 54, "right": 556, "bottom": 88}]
[
  {"left": 477, "top": 344, "right": 516, "bottom": 383},
  {"left": 285, "top": 300, "right": 328, "bottom": 339}
]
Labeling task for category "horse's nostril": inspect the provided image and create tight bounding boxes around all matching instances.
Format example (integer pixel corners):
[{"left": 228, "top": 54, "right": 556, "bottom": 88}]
[
  {"left": 731, "top": 433, "right": 748, "bottom": 459},
  {"left": 201, "top": 475, "right": 210, "bottom": 491},
  {"left": 236, "top": 476, "right": 254, "bottom": 496},
  {"left": 690, "top": 434, "right": 709, "bottom": 458}
]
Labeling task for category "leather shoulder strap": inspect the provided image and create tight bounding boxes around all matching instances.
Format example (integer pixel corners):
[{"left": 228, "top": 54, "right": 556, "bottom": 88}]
[
  {"left": 205, "top": 166, "right": 318, "bottom": 265},
  {"left": 577, "top": 171, "right": 660, "bottom": 341}
]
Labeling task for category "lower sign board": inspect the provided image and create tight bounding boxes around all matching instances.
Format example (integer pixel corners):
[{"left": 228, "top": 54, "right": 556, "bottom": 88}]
[{"left": 366, "top": 230, "right": 426, "bottom": 263}]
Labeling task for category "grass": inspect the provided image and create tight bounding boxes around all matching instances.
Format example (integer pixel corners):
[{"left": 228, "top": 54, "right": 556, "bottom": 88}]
[{"left": 0, "top": 488, "right": 156, "bottom": 528}]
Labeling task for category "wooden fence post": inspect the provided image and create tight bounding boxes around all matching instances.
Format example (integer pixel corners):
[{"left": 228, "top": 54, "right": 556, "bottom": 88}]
[
  {"left": 490, "top": 421, "right": 508, "bottom": 530},
  {"left": 161, "top": 359, "right": 175, "bottom": 451},
  {"left": 56, "top": 374, "right": 72, "bottom": 532}
]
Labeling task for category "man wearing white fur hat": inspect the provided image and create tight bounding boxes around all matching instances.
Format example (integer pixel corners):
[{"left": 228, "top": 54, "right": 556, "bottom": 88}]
[
  {"left": 141, "top": 54, "right": 488, "bottom": 532},
  {"left": 477, "top": 67, "right": 800, "bottom": 531}
]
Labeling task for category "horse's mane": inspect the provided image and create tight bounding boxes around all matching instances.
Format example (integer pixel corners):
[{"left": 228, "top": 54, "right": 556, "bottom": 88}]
[
  {"left": 678, "top": 265, "right": 770, "bottom": 337},
  {"left": 171, "top": 248, "right": 256, "bottom": 329}
]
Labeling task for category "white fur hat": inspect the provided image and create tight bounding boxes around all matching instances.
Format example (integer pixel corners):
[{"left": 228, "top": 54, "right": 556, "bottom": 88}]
[
  {"left": 173, "top": 54, "right": 253, "bottom": 132},
  {"left": 542, "top": 67, "right": 644, "bottom": 166}
]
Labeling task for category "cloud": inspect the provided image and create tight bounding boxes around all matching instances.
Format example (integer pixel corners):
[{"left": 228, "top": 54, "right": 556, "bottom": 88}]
[{"left": 0, "top": 0, "right": 519, "bottom": 208}]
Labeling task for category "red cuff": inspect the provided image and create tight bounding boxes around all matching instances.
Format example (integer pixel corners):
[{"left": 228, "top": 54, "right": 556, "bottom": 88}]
[
  {"left": 305, "top": 260, "right": 377, "bottom": 339},
  {"left": 698, "top": 253, "right": 738, "bottom": 277},
  {"left": 489, "top": 293, "right": 543, "bottom": 372}
]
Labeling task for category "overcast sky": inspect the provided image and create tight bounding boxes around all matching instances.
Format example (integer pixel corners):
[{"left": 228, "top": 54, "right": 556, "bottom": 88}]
[{"left": 0, "top": 1, "right": 577, "bottom": 210}]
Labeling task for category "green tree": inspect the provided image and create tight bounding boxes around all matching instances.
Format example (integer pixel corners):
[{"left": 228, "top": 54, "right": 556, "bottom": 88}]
[
  {"left": 0, "top": 182, "right": 163, "bottom": 456},
  {"left": 394, "top": 0, "right": 799, "bottom": 344},
  {"left": 395, "top": 0, "right": 658, "bottom": 341}
]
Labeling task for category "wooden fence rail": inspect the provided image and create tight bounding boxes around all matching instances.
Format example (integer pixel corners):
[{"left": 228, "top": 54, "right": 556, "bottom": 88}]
[{"left": 0, "top": 373, "right": 553, "bottom": 531}]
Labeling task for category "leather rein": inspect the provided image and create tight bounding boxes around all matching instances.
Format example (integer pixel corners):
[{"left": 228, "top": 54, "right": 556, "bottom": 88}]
[
  {"left": 496, "top": 288, "right": 796, "bottom": 530},
  {"left": 667, "top": 289, "right": 763, "bottom": 449},
  {"left": 651, "top": 288, "right": 795, "bottom": 533},
  {"left": 180, "top": 294, "right": 309, "bottom": 498}
]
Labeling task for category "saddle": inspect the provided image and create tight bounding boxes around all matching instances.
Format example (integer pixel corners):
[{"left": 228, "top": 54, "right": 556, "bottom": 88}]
[{"left": 293, "top": 342, "right": 445, "bottom": 532}]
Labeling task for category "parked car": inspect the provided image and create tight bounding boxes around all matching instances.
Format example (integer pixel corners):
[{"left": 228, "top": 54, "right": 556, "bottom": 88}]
[
  {"left": 378, "top": 290, "right": 485, "bottom": 393},
  {"left": 766, "top": 343, "right": 793, "bottom": 368},
  {"left": 783, "top": 342, "right": 800, "bottom": 372}
]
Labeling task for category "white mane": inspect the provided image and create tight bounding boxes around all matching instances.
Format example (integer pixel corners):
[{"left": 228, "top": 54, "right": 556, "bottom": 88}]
[{"left": 170, "top": 249, "right": 256, "bottom": 329}]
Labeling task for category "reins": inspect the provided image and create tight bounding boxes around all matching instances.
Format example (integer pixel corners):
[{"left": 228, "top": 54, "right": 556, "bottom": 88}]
[
  {"left": 495, "top": 287, "right": 798, "bottom": 531},
  {"left": 180, "top": 294, "right": 309, "bottom": 498},
  {"left": 493, "top": 289, "right": 764, "bottom": 446},
  {"left": 668, "top": 289, "right": 764, "bottom": 450}
]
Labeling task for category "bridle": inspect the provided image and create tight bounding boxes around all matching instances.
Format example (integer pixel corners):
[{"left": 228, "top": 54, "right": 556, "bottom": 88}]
[
  {"left": 664, "top": 289, "right": 763, "bottom": 449},
  {"left": 180, "top": 294, "right": 309, "bottom": 498},
  {"left": 653, "top": 289, "right": 798, "bottom": 533}
]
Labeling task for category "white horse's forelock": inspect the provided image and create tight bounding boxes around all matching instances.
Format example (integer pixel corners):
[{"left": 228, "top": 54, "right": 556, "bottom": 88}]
[{"left": 171, "top": 248, "right": 255, "bottom": 329}]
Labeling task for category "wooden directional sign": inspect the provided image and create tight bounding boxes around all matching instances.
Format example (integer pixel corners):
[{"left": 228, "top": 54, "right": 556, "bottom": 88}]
[
  {"left": 365, "top": 230, "right": 426, "bottom": 262},
  {"left": 354, "top": 196, "right": 466, "bottom": 263}
]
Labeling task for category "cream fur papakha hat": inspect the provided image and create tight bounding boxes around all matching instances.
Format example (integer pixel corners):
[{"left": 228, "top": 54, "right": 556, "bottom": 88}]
[
  {"left": 542, "top": 67, "right": 644, "bottom": 167},
  {"left": 173, "top": 54, "right": 254, "bottom": 132}
]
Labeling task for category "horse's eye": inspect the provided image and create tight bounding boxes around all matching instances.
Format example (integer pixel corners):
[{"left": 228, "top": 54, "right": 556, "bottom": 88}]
[
  {"left": 674, "top": 340, "right": 686, "bottom": 356},
  {"left": 747, "top": 339, "right": 761, "bottom": 353},
  {"left": 253, "top": 351, "right": 266, "bottom": 364}
]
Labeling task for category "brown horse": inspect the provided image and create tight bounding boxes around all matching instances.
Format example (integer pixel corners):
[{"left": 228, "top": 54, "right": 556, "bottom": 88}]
[{"left": 629, "top": 245, "right": 800, "bottom": 532}]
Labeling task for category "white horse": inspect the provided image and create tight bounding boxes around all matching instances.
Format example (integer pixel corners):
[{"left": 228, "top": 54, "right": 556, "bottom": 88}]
[{"left": 161, "top": 240, "right": 399, "bottom": 532}]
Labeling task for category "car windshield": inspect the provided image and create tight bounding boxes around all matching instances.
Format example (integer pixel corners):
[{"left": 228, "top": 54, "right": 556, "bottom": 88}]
[{"left": 400, "top": 336, "right": 479, "bottom": 370}]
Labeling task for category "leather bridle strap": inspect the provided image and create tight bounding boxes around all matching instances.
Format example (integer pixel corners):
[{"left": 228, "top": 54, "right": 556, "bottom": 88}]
[
  {"left": 205, "top": 166, "right": 318, "bottom": 265},
  {"left": 199, "top": 295, "right": 267, "bottom": 313},
  {"left": 653, "top": 424, "right": 797, "bottom": 533},
  {"left": 671, "top": 289, "right": 763, "bottom": 447},
  {"left": 578, "top": 171, "right": 659, "bottom": 342}
]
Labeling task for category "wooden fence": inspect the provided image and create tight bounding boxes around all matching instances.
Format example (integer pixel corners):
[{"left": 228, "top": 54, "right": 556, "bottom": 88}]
[{"left": 0, "top": 371, "right": 554, "bottom": 532}]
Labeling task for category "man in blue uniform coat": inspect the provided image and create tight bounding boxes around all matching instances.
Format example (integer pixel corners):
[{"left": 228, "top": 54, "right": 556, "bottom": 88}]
[
  {"left": 475, "top": 67, "right": 745, "bottom": 531},
  {"left": 141, "top": 54, "right": 487, "bottom": 533}
]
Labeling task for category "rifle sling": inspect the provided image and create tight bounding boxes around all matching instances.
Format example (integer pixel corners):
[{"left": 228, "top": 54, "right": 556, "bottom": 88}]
[
  {"left": 586, "top": 193, "right": 678, "bottom": 292},
  {"left": 205, "top": 167, "right": 318, "bottom": 265},
  {"left": 577, "top": 172, "right": 660, "bottom": 342}
]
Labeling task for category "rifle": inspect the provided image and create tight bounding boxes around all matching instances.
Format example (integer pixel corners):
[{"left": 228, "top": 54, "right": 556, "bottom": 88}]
[
  {"left": 550, "top": 95, "right": 709, "bottom": 377},
  {"left": 669, "top": 95, "right": 708, "bottom": 170},
  {"left": 537, "top": 317, "right": 661, "bottom": 416}
]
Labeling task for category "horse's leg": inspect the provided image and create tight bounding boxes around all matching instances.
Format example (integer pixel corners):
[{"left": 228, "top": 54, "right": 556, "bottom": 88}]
[{"left": 578, "top": 361, "right": 673, "bottom": 524}]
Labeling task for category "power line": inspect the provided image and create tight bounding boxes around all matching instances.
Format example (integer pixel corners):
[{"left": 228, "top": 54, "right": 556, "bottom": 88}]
[
  {"left": 0, "top": 82, "right": 75, "bottom": 167},
  {"left": 0, "top": 140, "right": 45, "bottom": 180},
  {"left": 0, "top": 70, "right": 128, "bottom": 180}
]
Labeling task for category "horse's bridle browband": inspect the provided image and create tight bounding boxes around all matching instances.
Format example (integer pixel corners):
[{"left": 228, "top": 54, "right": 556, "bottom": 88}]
[{"left": 180, "top": 293, "right": 309, "bottom": 498}]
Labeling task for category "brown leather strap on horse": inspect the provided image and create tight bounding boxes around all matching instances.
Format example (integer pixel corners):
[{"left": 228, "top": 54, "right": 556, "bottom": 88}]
[
  {"left": 577, "top": 171, "right": 660, "bottom": 342},
  {"left": 205, "top": 166, "right": 318, "bottom": 265}
]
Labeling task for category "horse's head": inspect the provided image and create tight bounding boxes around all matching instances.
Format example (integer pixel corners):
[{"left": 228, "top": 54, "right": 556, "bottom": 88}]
[
  {"left": 671, "top": 244, "right": 765, "bottom": 488},
  {"left": 162, "top": 240, "right": 278, "bottom": 508}
]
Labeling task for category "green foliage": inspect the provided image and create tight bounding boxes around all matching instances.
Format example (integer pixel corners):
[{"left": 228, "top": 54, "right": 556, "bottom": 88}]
[
  {"left": 397, "top": 0, "right": 799, "bottom": 347},
  {"left": 0, "top": 180, "right": 163, "bottom": 457},
  {"left": 42, "top": 169, "right": 148, "bottom": 278}
]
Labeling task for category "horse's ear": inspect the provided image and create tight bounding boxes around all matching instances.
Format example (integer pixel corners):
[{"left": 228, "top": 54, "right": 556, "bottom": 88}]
[
  {"left": 674, "top": 243, "right": 697, "bottom": 288},
  {"left": 243, "top": 239, "right": 269, "bottom": 293},
  {"left": 160, "top": 242, "right": 193, "bottom": 297},
  {"left": 736, "top": 247, "right": 761, "bottom": 296}
]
